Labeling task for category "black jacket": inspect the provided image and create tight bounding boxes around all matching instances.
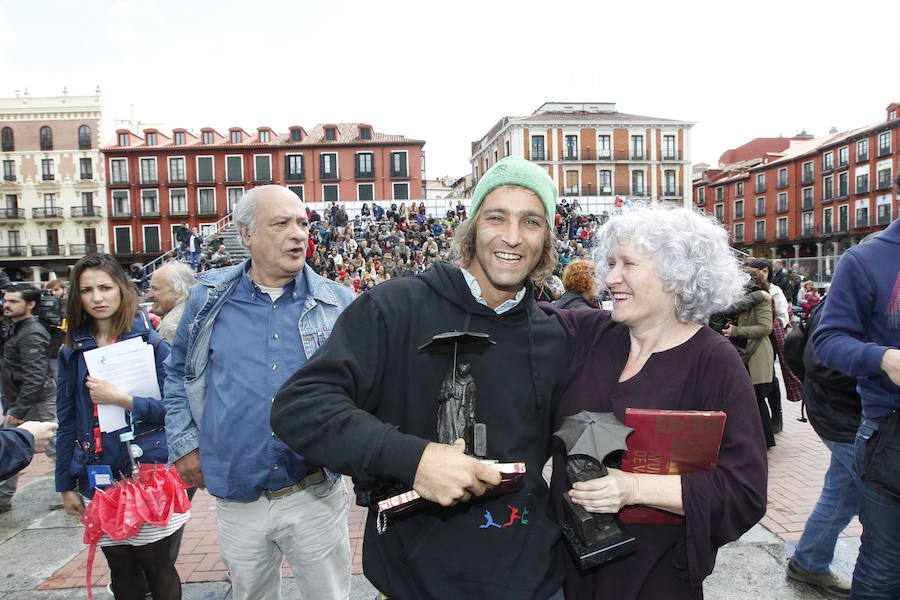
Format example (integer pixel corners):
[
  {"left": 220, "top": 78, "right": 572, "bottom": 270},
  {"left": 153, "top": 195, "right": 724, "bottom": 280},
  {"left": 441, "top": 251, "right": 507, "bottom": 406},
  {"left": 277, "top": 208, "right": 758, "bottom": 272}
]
[
  {"left": 1, "top": 316, "right": 54, "bottom": 420},
  {"left": 273, "top": 261, "right": 569, "bottom": 600},
  {"left": 0, "top": 428, "right": 34, "bottom": 480},
  {"left": 802, "top": 299, "right": 861, "bottom": 443},
  {"left": 554, "top": 290, "right": 594, "bottom": 310}
]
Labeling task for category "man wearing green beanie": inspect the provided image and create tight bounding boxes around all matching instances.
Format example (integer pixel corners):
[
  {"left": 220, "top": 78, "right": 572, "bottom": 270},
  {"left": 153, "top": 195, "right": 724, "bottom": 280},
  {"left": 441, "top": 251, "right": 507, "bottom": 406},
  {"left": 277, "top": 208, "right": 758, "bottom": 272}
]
[{"left": 273, "top": 156, "right": 569, "bottom": 599}]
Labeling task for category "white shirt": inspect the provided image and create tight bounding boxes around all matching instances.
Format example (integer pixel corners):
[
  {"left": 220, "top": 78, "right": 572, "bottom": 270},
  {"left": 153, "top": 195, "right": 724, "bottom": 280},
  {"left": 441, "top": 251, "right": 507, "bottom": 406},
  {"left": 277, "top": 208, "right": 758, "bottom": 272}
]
[
  {"left": 770, "top": 283, "right": 790, "bottom": 328},
  {"left": 460, "top": 268, "right": 526, "bottom": 315}
]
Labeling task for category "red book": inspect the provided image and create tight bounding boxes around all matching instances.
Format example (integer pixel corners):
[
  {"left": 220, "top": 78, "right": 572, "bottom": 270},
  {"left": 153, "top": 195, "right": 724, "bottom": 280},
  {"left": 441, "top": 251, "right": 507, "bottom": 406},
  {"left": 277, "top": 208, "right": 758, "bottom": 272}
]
[{"left": 618, "top": 408, "right": 726, "bottom": 525}]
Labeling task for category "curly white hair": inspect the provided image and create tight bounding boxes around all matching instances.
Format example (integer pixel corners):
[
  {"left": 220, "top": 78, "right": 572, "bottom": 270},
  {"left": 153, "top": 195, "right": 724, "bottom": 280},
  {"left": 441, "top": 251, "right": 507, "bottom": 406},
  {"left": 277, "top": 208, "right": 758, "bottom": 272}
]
[{"left": 592, "top": 206, "right": 748, "bottom": 323}]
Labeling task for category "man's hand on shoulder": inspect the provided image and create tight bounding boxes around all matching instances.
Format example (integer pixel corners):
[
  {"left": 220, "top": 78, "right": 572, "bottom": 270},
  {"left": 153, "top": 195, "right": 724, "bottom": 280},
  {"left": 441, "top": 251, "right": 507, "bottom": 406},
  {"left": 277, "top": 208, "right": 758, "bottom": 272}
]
[
  {"left": 412, "top": 439, "right": 502, "bottom": 507},
  {"left": 882, "top": 348, "right": 900, "bottom": 387},
  {"left": 174, "top": 448, "right": 205, "bottom": 489}
]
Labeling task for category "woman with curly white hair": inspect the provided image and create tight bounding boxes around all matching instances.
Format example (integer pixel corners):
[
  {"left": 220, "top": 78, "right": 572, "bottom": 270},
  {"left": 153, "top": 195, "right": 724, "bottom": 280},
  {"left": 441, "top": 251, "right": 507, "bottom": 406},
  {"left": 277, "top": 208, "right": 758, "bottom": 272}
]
[{"left": 544, "top": 206, "right": 768, "bottom": 600}]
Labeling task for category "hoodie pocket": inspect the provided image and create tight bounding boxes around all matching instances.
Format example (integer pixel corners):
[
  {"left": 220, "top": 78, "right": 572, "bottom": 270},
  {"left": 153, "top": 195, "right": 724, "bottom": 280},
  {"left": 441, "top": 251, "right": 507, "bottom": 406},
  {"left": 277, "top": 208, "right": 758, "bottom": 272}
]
[{"left": 397, "top": 492, "right": 562, "bottom": 599}]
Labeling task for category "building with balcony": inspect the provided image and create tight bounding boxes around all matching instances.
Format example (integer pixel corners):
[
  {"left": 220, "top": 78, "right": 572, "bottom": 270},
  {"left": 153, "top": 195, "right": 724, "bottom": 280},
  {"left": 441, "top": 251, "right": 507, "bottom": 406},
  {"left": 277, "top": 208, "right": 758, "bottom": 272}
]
[
  {"left": 693, "top": 102, "right": 899, "bottom": 279},
  {"left": 0, "top": 90, "right": 107, "bottom": 280},
  {"left": 101, "top": 123, "right": 425, "bottom": 260},
  {"left": 469, "top": 102, "right": 694, "bottom": 213}
]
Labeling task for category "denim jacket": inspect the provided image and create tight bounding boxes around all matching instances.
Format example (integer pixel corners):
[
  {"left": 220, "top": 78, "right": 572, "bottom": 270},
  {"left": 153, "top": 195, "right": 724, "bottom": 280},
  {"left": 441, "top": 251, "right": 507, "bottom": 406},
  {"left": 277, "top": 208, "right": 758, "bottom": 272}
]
[{"left": 163, "top": 260, "right": 354, "bottom": 467}]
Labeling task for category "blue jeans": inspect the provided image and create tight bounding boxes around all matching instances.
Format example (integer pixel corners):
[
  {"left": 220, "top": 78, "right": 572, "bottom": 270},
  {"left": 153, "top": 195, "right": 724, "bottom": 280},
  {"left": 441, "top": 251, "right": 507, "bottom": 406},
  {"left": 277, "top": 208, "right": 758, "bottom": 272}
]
[
  {"left": 792, "top": 439, "right": 859, "bottom": 573},
  {"left": 189, "top": 251, "right": 200, "bottom": 270},
  {"left": 851, "top": 416, "right": 900, "bottom": 599}
]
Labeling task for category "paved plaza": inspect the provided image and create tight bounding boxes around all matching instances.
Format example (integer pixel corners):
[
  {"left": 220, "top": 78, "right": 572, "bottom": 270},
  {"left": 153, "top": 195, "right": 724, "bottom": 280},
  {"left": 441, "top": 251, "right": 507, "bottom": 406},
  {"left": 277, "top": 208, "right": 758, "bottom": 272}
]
[{"left": 0, "top": 388, "right": 859, "bottom": 599}]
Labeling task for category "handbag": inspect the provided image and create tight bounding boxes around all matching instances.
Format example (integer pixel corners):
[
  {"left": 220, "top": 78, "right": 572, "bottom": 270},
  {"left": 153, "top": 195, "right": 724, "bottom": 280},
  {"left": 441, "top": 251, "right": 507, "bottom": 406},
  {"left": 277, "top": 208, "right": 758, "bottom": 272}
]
[{"left": 733, "top": 337, "right": 763, "bottom": 366}]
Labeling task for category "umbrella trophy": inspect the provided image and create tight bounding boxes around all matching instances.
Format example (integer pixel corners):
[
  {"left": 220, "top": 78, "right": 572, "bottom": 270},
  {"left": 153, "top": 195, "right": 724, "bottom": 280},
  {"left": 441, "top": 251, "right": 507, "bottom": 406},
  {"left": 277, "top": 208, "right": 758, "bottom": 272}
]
[{"left": 554, "top": 411, "right": 637, "bottom": 569}]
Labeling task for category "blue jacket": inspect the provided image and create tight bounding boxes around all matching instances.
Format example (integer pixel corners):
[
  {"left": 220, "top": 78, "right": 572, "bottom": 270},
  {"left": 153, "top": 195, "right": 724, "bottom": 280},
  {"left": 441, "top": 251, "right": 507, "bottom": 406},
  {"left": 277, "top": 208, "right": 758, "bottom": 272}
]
[
  {"left": 0, "top": 428, "right": 34, "bottom": 480},
  {"left": 812, "top": 218, "right": 900, "bottom": 418},
  {"left": 55, "top": 313, "right": 170, "bottom": 498},
  {"left": 163, "top": 260, "right": 355, "bottom": 465}
]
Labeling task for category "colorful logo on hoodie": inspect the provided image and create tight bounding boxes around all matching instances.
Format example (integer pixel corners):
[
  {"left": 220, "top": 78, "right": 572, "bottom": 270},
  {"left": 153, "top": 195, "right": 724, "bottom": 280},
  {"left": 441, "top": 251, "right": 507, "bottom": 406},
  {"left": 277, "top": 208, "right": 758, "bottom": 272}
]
[
  {"left": 890, "top": 272, "right": 900, "bottom": 330},
  {"left": 479, "top": 505, "right": 528, "bottom": 529}
]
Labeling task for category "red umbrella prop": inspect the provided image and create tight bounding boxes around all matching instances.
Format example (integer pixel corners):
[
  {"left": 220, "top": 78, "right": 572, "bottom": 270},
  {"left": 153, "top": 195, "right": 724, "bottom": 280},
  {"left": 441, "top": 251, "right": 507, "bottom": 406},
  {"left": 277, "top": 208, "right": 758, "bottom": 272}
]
[{"left": 80, "top": 464, "right": 190, "bottom": 600}]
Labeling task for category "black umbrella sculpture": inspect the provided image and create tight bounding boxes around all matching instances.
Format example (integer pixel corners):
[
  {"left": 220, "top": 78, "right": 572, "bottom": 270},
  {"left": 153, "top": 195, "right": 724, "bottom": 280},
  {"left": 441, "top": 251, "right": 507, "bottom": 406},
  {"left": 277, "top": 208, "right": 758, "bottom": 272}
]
[
  {"left": 420, "top": 331, "right": 495, "bottom": 456},
  {"left": 554, "top": 410, "right": 637, "bottom": 569}
]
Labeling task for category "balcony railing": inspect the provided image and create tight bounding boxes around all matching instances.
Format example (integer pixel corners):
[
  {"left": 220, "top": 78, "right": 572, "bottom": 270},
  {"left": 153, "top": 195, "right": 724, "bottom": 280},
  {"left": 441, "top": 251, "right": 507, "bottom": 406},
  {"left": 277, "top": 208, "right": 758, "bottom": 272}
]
[
  {"left": 197, "top": 205, "right": 218, "bottom": 216},
  {"left": 139, "top": 178, "right": 158, "bottom": 186},
  {"left": 530, "top": 152, "right": 546, "bottom": 161},
  {"left": 776, "top": 204, "right": 789, "bottom": 214},
  {"left": 855, "top": 183, "right": 869, "bottom": 194},
  {"left": 801, "top": 224, "right": 820, "bottom": 238},
  {"left": 801, "top": 174, "right": 814, "bottom": 185},
  {"left": 389, "top": 170, "right": 408, "bottom": 179},
  {"left": 630, "top": 151, "right": 646, "bottom": 160},
  {"left": 734, "top": 233, "right": 745, "bottom": 243},
  {"left": 661, "top": 187, "right": 682, "bottom": 197},
  {"left": 855, "top": 217, "right": 870, "bottom": 229},
  {"left": 838, "top": 158, "right": 849, "bottom": 168},
  {"left": 141, "top": 207, "right": 161, "bottom": 217},
  {"left": 224, "top": 175, "right": 244, "bottom": 183},
  {"left": 836, "top": 189, "right": 850, "bottom": 201},
  {"left": 285, "top": 172, "right": 304, "bottom": 181},
  {"left": 597, "top": 151, "right": 612, "bottom": 160},
  {"left": 821, "top": 192, "right": 834, "bottom": 204},
  {"left": 70, "top": 244, "right": 104, "bottom": 255},
  {"left": 755, "top": 232, "right": 766, "bottom": 242},
  {"left": 0, "top": 245, "right": 27, "bottom": 257},
  {"left": 879, "top": 213, "right": 892, "bottom": 225},
  {"left": 4, "top": 175, "right": 16, "bottom": 182},
  {"left": 355, "top": 170, "right": 375, "bottom": 180},
  {"left": 755, "top": 184, "right": 766, "bottom": 193},
  {"left": 661, "top": 151, "right": 681, "bottom": 161},
  {"left": 169, "top": 208, "right": 188, "bottom": 216},
  {"left": 110, "top": 177, "right": 129, "bottom": 186},
  {"left": 857, "top": 152, "right": 869, "bottom": 162},
  {"left": 111, "top": 208, "right": 132, "bottom": 218},
  {"left": 0, "top": 208, "right": 25, "bottom": 219},
  {"left": 802, "top": 198, "right": 814, "bottom": 211},
  {"left": 563, "top": 186, "right": 580, "bottom": 196},
  {"left": 71, "top": 206, "right": 102, "bottom": 218},
  {"left": 878, "top": 146, "right": 892, "bottom": 157},
  {"left": 31, "top": 245, "right": 64, "bottom": 256},
  {"left": 167, "top": 177, "right": 187, "bottom": 185},
  {"left": 32, "top": 207, "right": 64, "bottom": 219},
  {"left": 562, "top": 152, "right": 579, "bottom": 161},
  {"left": 755, "top": 207, "right": 766, "bottom": 217},
  {"left": 776, "top": 179, "right": 788, "bottom": 190},
  {"left": 776, "top": 229, "right": 788, "bottom": 240}
]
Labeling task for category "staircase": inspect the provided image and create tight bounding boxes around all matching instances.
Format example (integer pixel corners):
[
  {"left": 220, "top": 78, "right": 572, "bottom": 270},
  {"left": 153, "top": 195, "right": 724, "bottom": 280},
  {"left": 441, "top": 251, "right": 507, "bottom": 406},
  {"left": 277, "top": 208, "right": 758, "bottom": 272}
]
[{"left": 215, "top": 225, "right": 249, "bottom": 263}]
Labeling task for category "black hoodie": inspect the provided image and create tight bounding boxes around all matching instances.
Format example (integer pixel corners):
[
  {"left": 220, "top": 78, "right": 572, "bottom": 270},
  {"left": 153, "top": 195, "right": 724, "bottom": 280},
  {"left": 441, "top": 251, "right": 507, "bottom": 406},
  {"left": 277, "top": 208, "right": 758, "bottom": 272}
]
[{"left": 273, "top": 261, "right": 569, "bottom": 600}]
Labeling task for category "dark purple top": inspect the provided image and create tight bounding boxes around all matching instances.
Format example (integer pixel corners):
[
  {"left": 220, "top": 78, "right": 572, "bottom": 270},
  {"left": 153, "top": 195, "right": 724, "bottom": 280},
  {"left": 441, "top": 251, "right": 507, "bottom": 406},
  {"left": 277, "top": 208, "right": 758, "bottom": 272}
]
[{"left": 545, "top": 307, "right": 768, "bottom": 600}]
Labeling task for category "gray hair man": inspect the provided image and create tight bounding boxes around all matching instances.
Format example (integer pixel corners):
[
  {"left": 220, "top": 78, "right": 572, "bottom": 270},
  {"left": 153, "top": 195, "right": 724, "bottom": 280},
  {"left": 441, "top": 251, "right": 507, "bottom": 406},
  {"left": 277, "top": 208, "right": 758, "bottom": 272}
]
[
  {"left": 148, "top": 263, "right": 195, "bottom": 343},
  {"left": 163, "top": 185, "right": 354, "bottom": 599}
]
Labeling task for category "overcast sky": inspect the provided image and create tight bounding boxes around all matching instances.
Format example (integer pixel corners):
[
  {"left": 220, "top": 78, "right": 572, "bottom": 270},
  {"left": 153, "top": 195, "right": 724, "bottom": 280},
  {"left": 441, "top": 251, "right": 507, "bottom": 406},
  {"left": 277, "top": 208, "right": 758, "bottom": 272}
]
[{"left": 2, "top": 0, "right": 898, "bottom": 179}]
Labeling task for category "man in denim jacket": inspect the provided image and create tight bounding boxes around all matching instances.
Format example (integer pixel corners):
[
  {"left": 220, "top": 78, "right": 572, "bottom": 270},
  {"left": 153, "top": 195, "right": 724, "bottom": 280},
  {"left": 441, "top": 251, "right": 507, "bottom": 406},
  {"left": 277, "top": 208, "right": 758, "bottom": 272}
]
[{"left": 164, "top": 185, "right": 355, "bottom": 600}]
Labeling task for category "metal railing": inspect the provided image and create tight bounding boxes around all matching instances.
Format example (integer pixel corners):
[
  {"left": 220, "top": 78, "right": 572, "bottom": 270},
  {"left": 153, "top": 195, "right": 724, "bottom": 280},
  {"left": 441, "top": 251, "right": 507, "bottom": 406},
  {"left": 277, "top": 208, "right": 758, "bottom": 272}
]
[
  {"left": 143, "top": 212, "right": 235, "bottom": 274},
  {"left": 70, "top": 244, "right": 104, "bottom": 255},
  {"left": 878, "top": 146, "right": 892, "bottom": 157},
  {"left": 0, "top": 245, "right": 26, "bottom": 257},
  {"left": 530, "top": 152, "right": 546, "bottom": 161},
  {"left": 72, "top": 206, "right": 102, "bottom": 218},
  {"left": 31, "top": 245, "right": 64, "bottom": 256},
  {"left": 0, "top": 208, "right": 24, "bottom": 219},
  {"left": 32, "top": 207, "right": 64, "bottom": 218}
]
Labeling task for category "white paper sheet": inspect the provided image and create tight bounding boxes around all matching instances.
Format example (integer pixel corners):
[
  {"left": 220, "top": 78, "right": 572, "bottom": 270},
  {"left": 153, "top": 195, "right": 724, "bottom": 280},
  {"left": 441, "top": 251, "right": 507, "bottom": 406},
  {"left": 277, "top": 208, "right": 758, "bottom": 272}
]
[{"left": 83, "top": 338, "right": 161, "bottom": 432}]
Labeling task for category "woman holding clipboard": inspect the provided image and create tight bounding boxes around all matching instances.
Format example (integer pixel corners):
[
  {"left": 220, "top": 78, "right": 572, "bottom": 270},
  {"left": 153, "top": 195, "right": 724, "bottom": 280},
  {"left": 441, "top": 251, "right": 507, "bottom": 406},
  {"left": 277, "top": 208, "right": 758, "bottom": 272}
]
[{"left": 55, "top": 253, "right": 188, "bottom": 600}]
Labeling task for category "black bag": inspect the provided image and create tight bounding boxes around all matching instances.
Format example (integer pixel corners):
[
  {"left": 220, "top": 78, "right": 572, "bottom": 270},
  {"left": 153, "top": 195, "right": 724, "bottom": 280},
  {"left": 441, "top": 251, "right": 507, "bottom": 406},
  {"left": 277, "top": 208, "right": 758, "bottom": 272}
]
[
  {"left": 734, "top": 337, "right": 762, "bottom": 366},
  {"left": 864, "top": 411, "right": 900, "bottom": 499},
  {"left": 783, "top": 318, "right": 808, "bottom": 379}
]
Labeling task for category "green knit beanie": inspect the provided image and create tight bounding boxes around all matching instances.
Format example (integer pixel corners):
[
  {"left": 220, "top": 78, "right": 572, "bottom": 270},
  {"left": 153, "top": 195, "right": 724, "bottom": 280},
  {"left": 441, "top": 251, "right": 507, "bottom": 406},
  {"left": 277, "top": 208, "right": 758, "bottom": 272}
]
[{"left": 470, "top": 156, "right": 557, "bottom": 229}]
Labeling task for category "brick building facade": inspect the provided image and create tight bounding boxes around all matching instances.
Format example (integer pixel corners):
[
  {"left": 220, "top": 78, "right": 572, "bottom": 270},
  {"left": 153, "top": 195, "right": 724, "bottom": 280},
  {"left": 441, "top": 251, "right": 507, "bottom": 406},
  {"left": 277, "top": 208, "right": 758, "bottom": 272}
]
[
  {"left": 470, "top": 102, "right": 694, "bottom": 213},
  {"left": 693, "top": 103, "right": 899, "bottom": 278},
  {"left": 101, "top": 123, "right": 425, "bottom": 260}
]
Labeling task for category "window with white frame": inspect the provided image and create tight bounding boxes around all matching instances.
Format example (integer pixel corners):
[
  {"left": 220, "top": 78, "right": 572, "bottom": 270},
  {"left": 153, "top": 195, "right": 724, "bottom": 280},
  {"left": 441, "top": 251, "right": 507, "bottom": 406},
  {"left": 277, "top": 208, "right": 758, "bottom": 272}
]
[
  {"left": 876, "top": 195, "right": 892, "bottom": 224},
  {"left": 631, "top": 135, "right": 644, "bottom": 159},
  {"left": 755, "top": 172, "right": 765, "bottom": 192},
  {"left": 169, "top": 189, "right": 187, "bottom": 215},
  {"left": 143, "top": 225, "right": 161, "bottom": 253},
  {"left": 286, "top": 154, "right": 304, "bottom": 180},
  {"left": 755, "top": 220, "right": 765, "bottom": 240},
  {"left": 230, "top": 130, "right": 241, "bottom": 143},
  {"left": 321, "top": 153, "right": 338, "bottom": 179},
  {"left": 755, "top": 197, "right": 766, "bottom": 216},
  {"left": 877, "top": 161, "right": 893, "bottom": 189},
  {"left": 697, "top": 187, "right": 705, "bottom": 204},
  {"left": 139, "top": 158, "right": 157, "bottom": 184},
  {"left": 734, "top": 199, "right": 744, "bottom": 219},
  {"left": 802, "top": 187, "right": 813, "bottom": 208},
  {"left": 2, "top": 160, "right": 14, "bottom": 181},
  {"left": 196, "top": 156, "right": 214, "bottom": 183},
  {"left": 390, "top": 151, "right": 408, "bottom": 178},
  {"left": 174, "top": 132, "right": 185, "bottom": 145},
  {"left": 838, "top": 172, "right": 849, "bottom": 196},
  {"left": 715, "top": 187, "right": 724, "bottom": 201},
  {"left": 226, "top": 187, "right": 243, "bottom": 213},
  {"left": 855, "top": 199, "right": 870, "bottom": 228},
  {"left": 598, "top": 135, "right": 611, "bottom": 159},
  {"left": 564, "top": 135, "right": 578, "bottom": 159},
  {"left": 631, "top": 171, "right": 645, "bottom": 195},
  {"left": 838, "top": 146, "right": 849, "bottom": 166},
  {"left": 776, "top": 217, "right": 787, "bottom": 238},
  {"left": 802, "top": 211, "right": 814, "bottom": 235},
  {"left": 112, "top": 190, "right": 130, "bottom": 216},
  {"left": 564, "top": 171, "right": 579, "bottom": 195},
  {"left": 225, "top": 155, "right": 243, "bottom": 182},
  {"left": 168, "top": 157, "right": 186, "bottom": 183},
  {"left": 254, "top": 154, "right": 272, "bottom": 181},
  {"left": 41, "top": 159, "right": 54, "bottom": 180},
  {"left": 802, "top": 161, "right": 814, "bottom": 183},
  {"left": 198, "top": 188, "right": 216, "bottom": 214},
  {"left": 201, "top": 131, "right": 213, "bottom": 144},
  {"left": 357, "top": 183, "right": 374, "bottom": 201},
  {"left": 663, "top": 135, "right": 677, "bottom": 159},
  {"left": 531, "top": 135, "right": 545, "bottom": 160},
  {"left": 117, "top": 133, "right": 129, "bottom": 147},
  {"left": 664, "top": 171, "right": 677, "bottom": 194},
  {"left": 714, "top": 203, "right": 724, "bottom": 221},
  {"left": 258, "top": 130, "right": 270, "bottom": 143},
  {"left": 734, "top": 222, "right": 744, "bottom": 242},
  {"left": 736, "top": 181, "right": 744, "bottom": 196},
  {"left": 823, "top": 206, "right": 834, "bottom": 233},
  {"left": 598, "top": 170, "right": 612, "bottom": 193},
  {"left": 777, "top": 168, "right": 788, "bottom": 188},
  {"left": 838, "top": 204, "right": 849, "bottom": 231},
  {"left": 114, "top": 226, "right": 132, "bottom": 253},
  {"left": 393, "top": 182, "right": 409, "bottom": 200},
  {"left": 288, "top": 185, "right": 303, "bottom": 200},
  {"left": 823, "top": 175, "right": 834, "bottom": 200},
  {"left": 857, "top": 139, "right": 869, "bottom": 160},
  {"left": 80, "top": 157, "right": 92, "bottom": 179},
  {"left": 141, "top": 189, "right": 159, "bottom": 215},
  {"left": 777, "top": 192, "right": 788, "bottom": 212},
  {"left": 823, "top": 151, "right": 834, "bottom": 171},
  {"left": 356, "top": 152, "right": 374, "bottom": 178},
  {"left": 878, "top": 132, "right": 892, "bottom": 155}
]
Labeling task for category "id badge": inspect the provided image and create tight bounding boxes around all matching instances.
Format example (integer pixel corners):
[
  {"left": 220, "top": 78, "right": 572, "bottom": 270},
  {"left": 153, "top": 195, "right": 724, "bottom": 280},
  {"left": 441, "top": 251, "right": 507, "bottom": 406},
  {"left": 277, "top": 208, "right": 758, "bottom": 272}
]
[{"left": 86, "top": 465, "right": 115, "bottom": 488}]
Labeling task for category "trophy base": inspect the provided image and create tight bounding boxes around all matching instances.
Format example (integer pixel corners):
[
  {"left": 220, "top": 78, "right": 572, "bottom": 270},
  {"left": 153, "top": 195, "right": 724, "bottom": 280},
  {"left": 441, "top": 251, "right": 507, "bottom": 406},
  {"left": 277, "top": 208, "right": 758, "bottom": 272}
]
[{"left": 560, "top": 518, "right": 636, "bottom": 570}]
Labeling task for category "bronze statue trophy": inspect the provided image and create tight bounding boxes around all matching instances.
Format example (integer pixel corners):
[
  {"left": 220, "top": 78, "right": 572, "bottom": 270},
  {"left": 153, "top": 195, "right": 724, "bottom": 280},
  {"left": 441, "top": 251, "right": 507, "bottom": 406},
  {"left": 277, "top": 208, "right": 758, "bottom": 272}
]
[
  {"left": 554, "top": 411, "right": 637, "bottom": 569},
  {"left": 373, "top": 331, "right": 526, "bottom": 533}
]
